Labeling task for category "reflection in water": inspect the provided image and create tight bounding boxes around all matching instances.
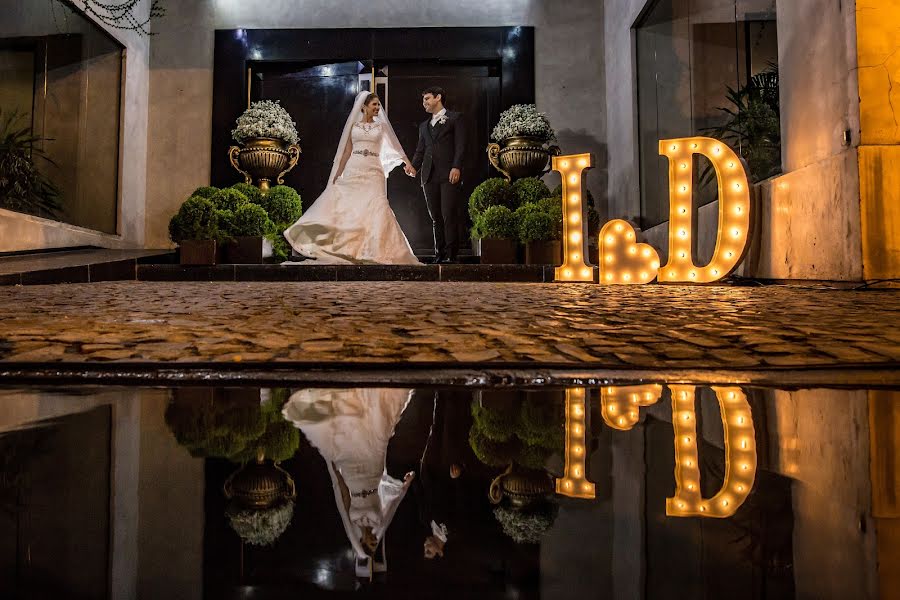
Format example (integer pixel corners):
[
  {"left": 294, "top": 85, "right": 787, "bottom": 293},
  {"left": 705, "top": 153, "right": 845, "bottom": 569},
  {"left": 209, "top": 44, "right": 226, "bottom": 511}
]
[
  {"left": 667, "top": 386, "right": 757, "bottom": 518},
  {"left": 282, "top": 388, "right": 413, "bottom": 579},
  {"left": 0, "top": 384, "right": 895, "bottom": 598}
]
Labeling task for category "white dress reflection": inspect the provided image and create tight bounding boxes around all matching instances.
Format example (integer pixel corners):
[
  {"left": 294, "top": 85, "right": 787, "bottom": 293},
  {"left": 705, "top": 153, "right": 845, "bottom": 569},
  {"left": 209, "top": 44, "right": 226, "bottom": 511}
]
[{"left": 282, "top": 388, "right": 414, "bottom": 579}]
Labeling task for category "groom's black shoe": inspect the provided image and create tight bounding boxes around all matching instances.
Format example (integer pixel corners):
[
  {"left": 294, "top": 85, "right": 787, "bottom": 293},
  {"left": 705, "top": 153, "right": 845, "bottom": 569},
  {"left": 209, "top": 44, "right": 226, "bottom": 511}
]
[
  {"left": 439, "top": 256, "right": 457, "bottom": 264},
  {"left": 428, "top": 254, "right": 445, "bottom": 265}
]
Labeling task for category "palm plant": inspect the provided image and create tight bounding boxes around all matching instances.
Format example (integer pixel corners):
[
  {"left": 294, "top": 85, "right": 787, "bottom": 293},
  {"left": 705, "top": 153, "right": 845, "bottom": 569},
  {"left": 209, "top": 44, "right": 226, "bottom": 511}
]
[
  {"left": 701, "top": 64, "right": 781, "bottom": 186},
  {"left": 0, "top": 110, "right": 62, "bottom": 219}
]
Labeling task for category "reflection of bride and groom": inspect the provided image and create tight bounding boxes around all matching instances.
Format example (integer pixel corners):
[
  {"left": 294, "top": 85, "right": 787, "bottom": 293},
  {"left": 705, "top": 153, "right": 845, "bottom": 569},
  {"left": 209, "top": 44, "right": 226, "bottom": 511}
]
[
  {"left": 284, "top": 86, "right": 467, "bottom": 265},
  {"left": 282, "top": 388, "right": 498, "bottom": 582}
]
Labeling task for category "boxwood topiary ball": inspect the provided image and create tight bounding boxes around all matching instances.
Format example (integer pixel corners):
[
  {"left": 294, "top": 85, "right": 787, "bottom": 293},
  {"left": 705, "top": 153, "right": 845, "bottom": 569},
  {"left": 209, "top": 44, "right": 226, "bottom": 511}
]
[
  {"left": 230, "top": 182, "right": 262, "bottom": 204},
  {"left": 190, "top": 185, "right": 219, "bottom": 199},
  {"left": 257, "top": 185, "right": 302, "bottom": 227},
  {"left": 468, "top": 177, "right": 516, "bottom": 220},
  {"left": 512, "top": 177, "right": 550, "bottom": 208},
  {"left": 211, "top": 187, "right": 249, "bottom": 213},
  {"left": 233, "top": 203, "right": 274, "bottom": 237}
]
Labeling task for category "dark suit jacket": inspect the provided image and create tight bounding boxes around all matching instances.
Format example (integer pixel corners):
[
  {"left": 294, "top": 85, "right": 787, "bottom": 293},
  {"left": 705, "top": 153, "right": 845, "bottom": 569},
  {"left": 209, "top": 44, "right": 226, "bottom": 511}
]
[{"left": 411, "top": 111, "right": 467, "bottom": 185}]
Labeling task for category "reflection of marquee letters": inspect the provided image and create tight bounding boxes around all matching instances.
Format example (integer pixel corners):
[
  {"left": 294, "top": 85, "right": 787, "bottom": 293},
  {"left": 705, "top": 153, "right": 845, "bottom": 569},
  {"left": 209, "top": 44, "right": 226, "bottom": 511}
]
[
  {"left": 666, "top": 385, "right": 757, "bottom": 518},
  {"left": 553, "top": 154, "right": 596, "bottom": 283},
  {"left": 557, "top": 388, "right": 596, "bottom": 499},
  {"left": 659, "top": 138, "right": 752, "bottom": 283},
  {"left": 601, "top": 384, "right": 662, "bottom": 430}
]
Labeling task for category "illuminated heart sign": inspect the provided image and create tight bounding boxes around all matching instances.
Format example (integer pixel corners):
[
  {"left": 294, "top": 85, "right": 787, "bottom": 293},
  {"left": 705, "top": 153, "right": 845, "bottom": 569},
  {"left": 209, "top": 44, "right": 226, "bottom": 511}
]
[{"left": 598, "top": 220, "right": 661, "bottom": 284}]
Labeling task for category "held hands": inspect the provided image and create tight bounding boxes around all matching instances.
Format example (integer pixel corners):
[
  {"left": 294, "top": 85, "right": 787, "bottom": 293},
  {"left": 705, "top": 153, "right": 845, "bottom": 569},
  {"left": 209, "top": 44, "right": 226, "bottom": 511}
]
[
  {"left": 449, "top": 168, "right": 461, "bottom": 185},
  {"left": 423, "top": 535, "right": 445, "bottom": 559},
  {"left": 404, "top": 163, "right": 417, "bottom": 177}
]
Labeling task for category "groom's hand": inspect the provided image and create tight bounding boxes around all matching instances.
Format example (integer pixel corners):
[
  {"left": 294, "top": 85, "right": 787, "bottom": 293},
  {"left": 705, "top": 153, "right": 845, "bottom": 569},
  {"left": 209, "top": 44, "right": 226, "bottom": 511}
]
[
  {"left": 449, "top": 168, "right": 461, "bottom": 185},
  {"left": 404, "top": 164, "right": 417, "bottom": 177}
]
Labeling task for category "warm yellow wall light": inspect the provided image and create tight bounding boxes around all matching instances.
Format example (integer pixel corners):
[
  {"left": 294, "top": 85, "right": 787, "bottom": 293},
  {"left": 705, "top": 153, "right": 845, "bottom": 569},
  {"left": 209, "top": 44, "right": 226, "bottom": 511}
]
[
  {"left": 553, "top": 154, "right": 596, "bottom": 282},
  {"left": 666, "top": 385, "right": 757, "bottom": 518},
  {"left": 556, "top": 387, "right": 596, "bottom": 499},
  {"left": 598, "top": 220, "right": 661, "bottom": 284},
  {"left": 600, "top": 384, "right": 663, "bottom": 430},
  {"left": 659, "top": 138, "right": 752, "bottom": 283}
]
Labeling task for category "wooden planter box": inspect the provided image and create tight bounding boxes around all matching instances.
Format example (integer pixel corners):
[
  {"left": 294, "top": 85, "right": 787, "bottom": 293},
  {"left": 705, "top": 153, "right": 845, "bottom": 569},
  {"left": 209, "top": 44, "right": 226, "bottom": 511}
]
[
  {"left": 223, "top": 236, "right": 273, "bottom": 264},
  {"left": 179, "top": 240, "right": 217, "bottom": 265},
  {"left": 525, "top": 240, "right": 562, "bottom": 265},
  {"left": 478, "top": 238, "right": 518, "bottom": 264}
]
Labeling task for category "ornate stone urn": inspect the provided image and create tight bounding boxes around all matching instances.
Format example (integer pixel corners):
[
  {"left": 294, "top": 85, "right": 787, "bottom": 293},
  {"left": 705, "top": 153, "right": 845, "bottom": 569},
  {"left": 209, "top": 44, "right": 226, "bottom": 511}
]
[
  {"left": 223, "top": 451, "right": 296, "bottom": 510},
  {"left": 487, "top": 136, "right": 561, "bottom": 181},
  {"left": 228, "top": 137, "right": 300, "bottom": 194},
  {"left": 488, "top": 463, "right": 555, "bottom": 508}
]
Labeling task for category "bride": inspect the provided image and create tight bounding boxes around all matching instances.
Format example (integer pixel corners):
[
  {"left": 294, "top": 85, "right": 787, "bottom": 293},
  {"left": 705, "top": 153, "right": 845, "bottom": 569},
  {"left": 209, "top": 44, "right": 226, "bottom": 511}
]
[
  {"left": 283, "top": 91, "right": 421, "bottom": 265},
  {"left": 282, "top": 387, "right": 415, "bottom": 579}
]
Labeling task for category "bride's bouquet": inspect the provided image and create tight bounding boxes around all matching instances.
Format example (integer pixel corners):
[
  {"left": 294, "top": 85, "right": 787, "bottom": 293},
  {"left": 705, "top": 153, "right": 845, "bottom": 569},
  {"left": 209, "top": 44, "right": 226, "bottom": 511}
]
[
  {"left": 491, "top": 104, "right": 556, "bottom": 143},
  {"left": 231, "top": 100, "right": 300, "bottom": 145}
]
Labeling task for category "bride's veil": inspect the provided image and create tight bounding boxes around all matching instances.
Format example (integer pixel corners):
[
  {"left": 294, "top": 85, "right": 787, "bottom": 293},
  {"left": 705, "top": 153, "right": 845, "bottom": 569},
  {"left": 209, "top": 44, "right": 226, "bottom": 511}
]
[{"left": 327, "top": 90, "right": 410, "bottom": 186}]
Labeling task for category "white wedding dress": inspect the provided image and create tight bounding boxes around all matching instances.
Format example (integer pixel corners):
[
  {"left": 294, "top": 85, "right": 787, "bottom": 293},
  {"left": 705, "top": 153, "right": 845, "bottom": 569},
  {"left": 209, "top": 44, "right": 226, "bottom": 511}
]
[
  {"left": 282, "top": 388, "right": 413, "bottom": 577},
  {"left": 283, "top": 93, "right": 421, "bottom": 265}
]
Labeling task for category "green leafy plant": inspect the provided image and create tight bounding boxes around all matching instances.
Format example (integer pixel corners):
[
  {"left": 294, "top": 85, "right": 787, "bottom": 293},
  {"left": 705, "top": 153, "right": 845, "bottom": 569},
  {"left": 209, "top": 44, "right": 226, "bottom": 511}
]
[
  {"left": 233, "top": 203, "right": 274, "bottom": 237},
  {"left": 165, "top": 390, "right": 299, "bottom": 464},
  {"left": 468, "top": 177, "right": 516, "bottom": 220},
  {"left": 211, "top": 187, "right": 249, "bottom": 213},
  {"left": 513, "top": 177, "right": 550, "bottom": 207},
  {"left": 168, "top": 196, "right": 221, "bottom": 243},
  {"left": 702, "top": 64, "right": 781, "bottom": 184},
  {"left": 257, "top": 185, "right": 302, "bottom": 227},
  {"left": 514, "top": 203, "right": 556, "bottom": 244},
  {"left": 468, "top": 397, "right": 563, "bottom": 470},
  {"left": 472, "top": 205, "right": 517, "bottom": 240},
  {"left": 190, "top": 185, "right": 219, "bottom": 199},
  {"left": 230, "top": 182, "right": 262, "bottom": 204},
  {"left": 0, "top": 110, "right": 62, "bottom": 219}
]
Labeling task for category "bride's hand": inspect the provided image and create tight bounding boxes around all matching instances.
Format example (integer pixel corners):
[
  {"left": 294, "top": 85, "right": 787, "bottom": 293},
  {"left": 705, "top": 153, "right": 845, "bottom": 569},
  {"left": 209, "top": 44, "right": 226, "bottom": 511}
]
[{"left": 404, "top": 163, "right": 416, "bottom": 177}]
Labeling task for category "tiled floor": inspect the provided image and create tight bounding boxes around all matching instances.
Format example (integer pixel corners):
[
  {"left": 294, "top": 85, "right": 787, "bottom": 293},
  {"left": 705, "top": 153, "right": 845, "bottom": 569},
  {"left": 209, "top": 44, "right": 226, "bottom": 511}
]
[{"left": 0, "top": 281, "right": 897, "bottom": 385}]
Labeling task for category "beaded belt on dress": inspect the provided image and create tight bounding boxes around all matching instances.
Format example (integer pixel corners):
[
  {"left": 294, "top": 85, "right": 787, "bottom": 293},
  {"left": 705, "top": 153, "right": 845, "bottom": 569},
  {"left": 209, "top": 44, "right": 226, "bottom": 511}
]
[
  {"left": 352, "top": 149, "right": 379, "bottom": 157},
  {"left": 351, "top": 488, "right": 378, "bottom": 498}
]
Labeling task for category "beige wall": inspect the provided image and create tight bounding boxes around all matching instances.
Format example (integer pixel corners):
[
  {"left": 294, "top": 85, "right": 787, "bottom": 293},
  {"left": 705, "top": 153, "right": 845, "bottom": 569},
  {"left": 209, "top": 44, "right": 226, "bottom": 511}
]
[
  {"left": 0, "top": 0, "right": 150, "bottom": 252},
  {"left": 604, "top": 0, "right": 868, "bottom": 281}
]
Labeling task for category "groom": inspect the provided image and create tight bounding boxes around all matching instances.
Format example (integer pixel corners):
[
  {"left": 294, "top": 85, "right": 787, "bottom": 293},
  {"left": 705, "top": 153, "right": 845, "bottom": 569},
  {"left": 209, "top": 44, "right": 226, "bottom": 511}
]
[{"left": 406, "top": 86, "right": 467, "bottom": 264}]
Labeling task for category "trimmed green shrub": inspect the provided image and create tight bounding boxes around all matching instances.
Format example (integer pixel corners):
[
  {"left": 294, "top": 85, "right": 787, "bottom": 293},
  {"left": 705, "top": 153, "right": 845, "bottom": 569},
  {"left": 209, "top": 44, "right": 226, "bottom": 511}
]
[
  {"left": 468, "top": 177, "right": 515, "bottom": 220},
  {"left": 211, "top": 187, "right": 249, "bottom": 213},
  {"left": 512, "top": 177, "right": 550, "bottom": 207},
  {"left": 165, "top": 392, "right": 299, "bottom": 463},
  {"left": 216, "top": 209, "right": 237, "bottom": 240},
  {"left": 190, "top": 185, "right": 219, "bottom": 199},
  {"left": 515, "top": 203, "right": 556, "bottom": 243},
  {"left": 168, "top": 195, "right": 220, "bottom": 243},
  {"left": 468, "top": 396, "right": 564, "bottom": 470},
  {"left": 233, "top": 203, "right": 274, "bottom": 237},
  {"left": 472, "top": 205, "right": 517, "bottom": 240},
  {"left": 231, "top": 182, "right": 262, "bottom": 204},
  {"left": 257, "top": 185, "right": 302, "bottom": 227}
]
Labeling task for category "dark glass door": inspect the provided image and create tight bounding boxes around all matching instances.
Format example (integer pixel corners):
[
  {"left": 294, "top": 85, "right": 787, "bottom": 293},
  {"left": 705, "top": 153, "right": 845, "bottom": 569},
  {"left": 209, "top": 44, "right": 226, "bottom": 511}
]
[{"left": 250, "top": 60, "right": 370, "bottom": 211}]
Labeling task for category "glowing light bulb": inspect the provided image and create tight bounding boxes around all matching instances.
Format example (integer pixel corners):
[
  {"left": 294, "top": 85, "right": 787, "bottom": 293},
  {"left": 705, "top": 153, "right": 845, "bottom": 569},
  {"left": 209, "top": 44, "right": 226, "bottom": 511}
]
[
  {"left": 651, "top": 260, "right": 660, "bottom": 269},
  {"left": 732, "top": 229, "right": 740, "bottom": 237},
  {"left": 679, "top": 251, "right": 687, "bottom": 259},
  {"left": 629, "top": 246, "right": 637, "bottom": 255},
  {"left": 564, "top": 269, "right": 572, "bottom": 278},
  {"left": 570, "top": 213, "right": 581, "bottom": 224},
  {"left": 714, "top": 146, "right": 721, "bottom": 154},
  {"left": 561, "top": 160, "right": 569, "bottom": 168},
  {"left": 642, "top": 248, "right": 651, "bottom": 257},
  {"left": 680, "top": 163, "right": 688, "bottom": 169},
  {"left": 736, "top": 206, "right": 743, "bottom": 214},
  {"left": 623, "top": 273, "right": 631, "bottom": 281},
  {"left": 712, "top": 269, "right": 719, "bottom": 276},
  {"left": 570, "top": 193, "right": 580, "bottom": 204},
  {"left": 679, "top": 206, "right": 688, "bottom": 214},
  {"left": 689, "top": 271, "right": 697, "bottom": 279},
  {"left": 726, "top": 251, "right": 734, "bottom": 258},
  {"left": 679, "top": 229, "right": 687, "bottom": 237},
  {"left": 615, "top": 223, "right": 624, "bottom": 232},
  {"left": 578, "top": 158, "right": 587, "bottom": 167},
  {"left": 569, "top": 175, "right": 578, "bottom": 184},
  {"left": 570, "top": 232, "right": 581, "bottom": 243},
  {"left": 680, "top": 185, "right": 688, "bottom": 193},
  {"left": 605, "top": 273, "right": 613, "bottom": 281},
  {"left": 734, "top": 182, "right": 742, "bottom": 191},
  {"left": 580, "top": 268, "right": 591, "bottom": 278},
  {"left": 640, "top": 272, "right": 647, "bottom": 279},
  {"left": 605, "top": 235, "right": 614, "bottom": 244},
  {"left": 605, "top": 254, "right": 614, "bottom": 263}
]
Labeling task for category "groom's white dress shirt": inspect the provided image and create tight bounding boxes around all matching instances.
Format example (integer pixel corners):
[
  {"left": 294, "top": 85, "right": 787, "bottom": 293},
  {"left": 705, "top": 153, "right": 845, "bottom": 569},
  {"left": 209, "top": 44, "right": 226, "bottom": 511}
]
[{"left": 430, "top": 108, "right": 447, "bottom": 127}]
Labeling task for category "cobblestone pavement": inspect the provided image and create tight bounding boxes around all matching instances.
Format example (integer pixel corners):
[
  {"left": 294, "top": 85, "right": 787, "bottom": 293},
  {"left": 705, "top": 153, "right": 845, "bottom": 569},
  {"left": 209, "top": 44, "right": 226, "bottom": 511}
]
[{"left": 0, "top": 282, "right": 897, "bottom": 381}]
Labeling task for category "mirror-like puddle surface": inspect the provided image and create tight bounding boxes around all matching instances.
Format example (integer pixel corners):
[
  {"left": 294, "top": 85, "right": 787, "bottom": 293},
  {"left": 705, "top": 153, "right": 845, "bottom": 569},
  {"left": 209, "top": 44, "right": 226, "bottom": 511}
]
[{"left": 0, "top": 384, "right": 897, "bottom": 599}]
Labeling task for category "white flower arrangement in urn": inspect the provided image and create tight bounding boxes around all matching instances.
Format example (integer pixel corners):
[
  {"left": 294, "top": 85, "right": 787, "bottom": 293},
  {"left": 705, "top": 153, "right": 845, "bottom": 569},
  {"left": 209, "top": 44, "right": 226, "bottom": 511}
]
[
  {"left": 490, "top": 104, "right": 557, "bottom": 144},
  {"left": 228, "top": 100, "right": 301, "bottom": 193},
  {"left": 487, "top": 104, "right": 560, "bottom": 181}
]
